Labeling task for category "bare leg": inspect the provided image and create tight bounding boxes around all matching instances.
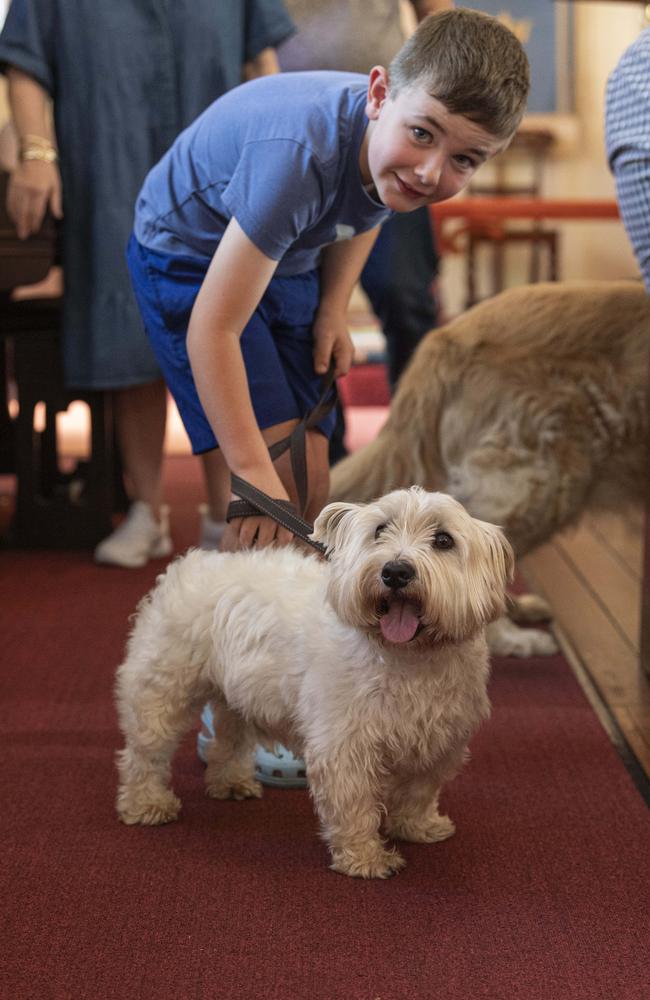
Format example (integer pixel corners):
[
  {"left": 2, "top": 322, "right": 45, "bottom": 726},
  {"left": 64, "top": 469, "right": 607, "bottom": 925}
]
[
  {"left": 203, "top": 701, "right": 262, "bottom": 800},
  {"left": 302, "top": 429, "right": 330, "bottom": 524},
  {"left": 114, "top": 379, "right": 167, "bottom": 516},
  {"left": 200, "top": 449, "right": 231, "bottom": 523},
  {"left": 200, "top": 421, "right": 331, "bottom": 553}
]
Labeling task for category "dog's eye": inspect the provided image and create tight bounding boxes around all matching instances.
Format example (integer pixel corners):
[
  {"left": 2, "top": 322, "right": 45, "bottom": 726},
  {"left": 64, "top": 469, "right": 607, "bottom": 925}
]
[
  {"left": 374, "top": 523, "right": 387, "bottom": 540},
  {"left": 433, "top": 531, "right": 454, "bottom": 550}
]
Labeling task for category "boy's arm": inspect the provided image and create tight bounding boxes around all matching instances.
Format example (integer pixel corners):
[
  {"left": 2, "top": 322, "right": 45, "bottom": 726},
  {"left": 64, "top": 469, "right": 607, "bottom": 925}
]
[
  {"left": 6, "top": 67, "right": 62, "bottom": 239},
  {"left": 244, "top": 46, "right": 280, "bottom": 79},
  {"left": 412, "top": 0, "right": 454, "bottom": 18},
  {"left": 187, "top": 218, "right": 294, "bottom": 546},
  {"left": 314, "top": 227, "right": 380, "bottom": 376}
]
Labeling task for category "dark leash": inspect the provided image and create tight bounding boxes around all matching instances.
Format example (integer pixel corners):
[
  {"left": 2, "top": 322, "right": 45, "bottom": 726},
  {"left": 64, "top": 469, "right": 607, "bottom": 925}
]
[{"left": 226, "top": 366, "right": 338, "bottom": 556}]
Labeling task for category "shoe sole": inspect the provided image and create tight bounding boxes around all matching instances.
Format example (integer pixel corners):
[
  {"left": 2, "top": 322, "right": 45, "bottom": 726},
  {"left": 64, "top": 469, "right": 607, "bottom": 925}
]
[
  {"left": 94, "top": 536, "right": 173, "bottom": 568},
  {"left": 197, "top": 728, "right": 307, "bottom": 789}
]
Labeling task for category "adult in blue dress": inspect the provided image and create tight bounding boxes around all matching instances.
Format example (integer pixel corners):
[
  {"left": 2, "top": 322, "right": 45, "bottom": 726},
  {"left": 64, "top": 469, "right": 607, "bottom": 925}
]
[{"left": 0, "top": 0, "right": 295, "bottom": 566}]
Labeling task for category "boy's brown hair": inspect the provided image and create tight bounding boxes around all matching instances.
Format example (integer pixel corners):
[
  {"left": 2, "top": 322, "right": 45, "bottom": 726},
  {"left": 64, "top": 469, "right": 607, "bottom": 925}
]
[{"left": 389, "top": 7, "right": 530, "bottom": 140}]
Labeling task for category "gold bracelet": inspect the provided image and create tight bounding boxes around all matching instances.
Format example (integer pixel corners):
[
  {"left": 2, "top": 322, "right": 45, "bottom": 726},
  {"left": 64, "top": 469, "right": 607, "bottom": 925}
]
[
  {"left": 21, "top": 133, "right": 55, "bottom": 148},
  {"left": 20, "top": 145, "right": 58, "bottom": 163}
]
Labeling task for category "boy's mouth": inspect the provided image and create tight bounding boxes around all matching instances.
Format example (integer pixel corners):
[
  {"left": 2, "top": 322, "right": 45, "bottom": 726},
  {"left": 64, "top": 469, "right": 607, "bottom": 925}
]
[{"left": 395, "top": 174, "right": 428, "bottom": 200}]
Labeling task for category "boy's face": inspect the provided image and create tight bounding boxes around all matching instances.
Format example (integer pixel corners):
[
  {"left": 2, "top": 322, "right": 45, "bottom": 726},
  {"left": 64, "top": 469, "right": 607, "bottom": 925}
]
[{"left": 361, "top": 67, "right": 506, "bottom": 211}]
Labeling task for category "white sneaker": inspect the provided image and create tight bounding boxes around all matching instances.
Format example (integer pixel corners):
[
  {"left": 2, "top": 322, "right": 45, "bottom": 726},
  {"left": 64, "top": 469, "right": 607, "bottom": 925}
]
[
  {"left": 94, "top": 501, "right": 172, "bottom": 568},
  {"left": 198, "top": 504, "right": 226, "bottom": 550}
]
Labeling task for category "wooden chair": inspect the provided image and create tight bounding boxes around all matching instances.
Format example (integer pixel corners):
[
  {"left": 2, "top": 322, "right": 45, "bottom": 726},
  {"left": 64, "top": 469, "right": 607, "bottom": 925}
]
[
  {"left": 0, "top": 170, "right": 116, "bottom": 548},
  {"left": 465, "top": 128, "right": 559, "bottom": 306}
]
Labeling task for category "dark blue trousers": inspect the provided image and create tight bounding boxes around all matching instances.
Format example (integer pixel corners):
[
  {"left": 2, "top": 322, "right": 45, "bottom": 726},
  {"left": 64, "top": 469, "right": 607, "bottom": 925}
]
[{"left": 361, "top": 206, "right": 439, "bottom": 388}]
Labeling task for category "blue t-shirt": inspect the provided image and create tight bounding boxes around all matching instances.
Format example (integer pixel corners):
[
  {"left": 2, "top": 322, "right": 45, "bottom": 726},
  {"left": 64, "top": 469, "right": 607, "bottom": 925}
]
[{"left": 134, "top": 71, "right": 392, "bottom": 276}]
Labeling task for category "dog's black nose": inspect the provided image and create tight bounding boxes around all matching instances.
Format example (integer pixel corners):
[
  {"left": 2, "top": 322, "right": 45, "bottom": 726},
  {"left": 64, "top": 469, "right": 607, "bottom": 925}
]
[{"left": 381, "top": 560, "right": 415, "bottom": 590}]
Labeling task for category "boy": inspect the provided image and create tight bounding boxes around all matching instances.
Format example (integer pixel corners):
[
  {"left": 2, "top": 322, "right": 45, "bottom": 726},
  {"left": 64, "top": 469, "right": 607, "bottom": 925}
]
[{"left": 127, "top": 8, "right": 529, "bottom": 553}]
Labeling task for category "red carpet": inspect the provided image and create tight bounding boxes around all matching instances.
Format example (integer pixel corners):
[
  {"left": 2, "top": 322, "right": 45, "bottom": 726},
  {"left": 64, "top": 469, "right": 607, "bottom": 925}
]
[
  {"left": 338, "top": 362, "right": 391, "bottom": 408},
  {"left": 1, "top": 456, "right": 649, "bottom": 1000}
]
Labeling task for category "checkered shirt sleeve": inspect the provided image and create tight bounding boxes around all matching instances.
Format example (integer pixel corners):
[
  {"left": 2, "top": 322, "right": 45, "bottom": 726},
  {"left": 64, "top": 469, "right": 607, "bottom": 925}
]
[{"left": 605, "top": 29, "right": 650, "bottom": 292}]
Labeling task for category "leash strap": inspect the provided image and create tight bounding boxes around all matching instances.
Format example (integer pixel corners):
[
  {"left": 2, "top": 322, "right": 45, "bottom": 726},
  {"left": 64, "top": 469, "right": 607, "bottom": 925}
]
[
  {"left": 228, "top": 475, "right": 327, "bottom": 555},
  {"left": 265, "top": 364, "right": 338, "bottom": 515},
  {"left": 225, "top": 364, "right": 337, "bottom": 554}
]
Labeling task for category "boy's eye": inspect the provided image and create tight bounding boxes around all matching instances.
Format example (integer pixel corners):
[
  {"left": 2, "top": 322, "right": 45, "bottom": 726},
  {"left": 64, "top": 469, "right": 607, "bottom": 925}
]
[
  {"left": 411, "top": 126, "right": 431, "bottom": 143},
  {"left": 454, "top": 154, "right": 476, "bottom": 170}
]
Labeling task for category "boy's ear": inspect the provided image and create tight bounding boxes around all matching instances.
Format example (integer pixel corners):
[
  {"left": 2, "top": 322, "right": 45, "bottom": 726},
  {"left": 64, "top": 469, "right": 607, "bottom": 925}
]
[{"left": 366, "top": 65, "right": 389, "bottom": 120}]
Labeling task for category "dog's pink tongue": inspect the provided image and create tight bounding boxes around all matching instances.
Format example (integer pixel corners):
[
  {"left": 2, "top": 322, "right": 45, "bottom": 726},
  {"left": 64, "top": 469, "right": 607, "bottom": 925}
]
[{"left": 380, "top": 601, "right": 420, "bottom": 643}]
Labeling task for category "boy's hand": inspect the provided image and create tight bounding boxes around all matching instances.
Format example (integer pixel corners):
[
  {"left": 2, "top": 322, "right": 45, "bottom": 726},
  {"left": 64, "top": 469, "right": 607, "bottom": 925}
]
[
  {"left": 7, "top": 160, "right": 63, "bottom": 240},
  {"left": 230, "top": 512, "right": 294, "bottom": 550},
  {"left": 313, "top": 307, "right": 354, "bottom": 378},
  {"left": 316, "top": 228, "right": 379, "bottom": 377},
  {"left": 230, "top": 463, "right": 294, "bottom": 550}
]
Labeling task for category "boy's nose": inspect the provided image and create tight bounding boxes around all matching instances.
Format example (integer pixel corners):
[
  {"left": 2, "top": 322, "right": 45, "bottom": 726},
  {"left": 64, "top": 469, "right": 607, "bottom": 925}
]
[{"left": 415, "top": 152, "right": 443, "bottom": 189}]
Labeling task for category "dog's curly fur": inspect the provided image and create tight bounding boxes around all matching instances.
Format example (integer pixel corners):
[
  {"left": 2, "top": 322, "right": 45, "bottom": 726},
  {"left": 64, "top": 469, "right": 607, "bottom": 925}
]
[
  {"left": 331, "top": 280, "right": 649, "bottom": 655},
  {"left": 115, "top": 487, "right": 513, "bottom": 878}
]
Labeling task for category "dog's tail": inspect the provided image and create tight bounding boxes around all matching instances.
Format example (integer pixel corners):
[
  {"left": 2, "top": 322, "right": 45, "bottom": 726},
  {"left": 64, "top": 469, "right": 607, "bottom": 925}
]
[{"left": 330, "top": 330, "right": 451, "bottom": 503}]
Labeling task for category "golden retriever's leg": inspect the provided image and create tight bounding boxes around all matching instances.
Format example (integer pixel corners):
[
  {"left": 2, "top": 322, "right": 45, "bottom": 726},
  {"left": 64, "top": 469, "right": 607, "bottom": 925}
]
[
  {"left": 203, "top": 701, "right": 262, "bottom": 801},
  {"left": 486, "top": 615, "right": 558, "bottom": 657},
  {"left": 507, "top": 592, "right": 552, "bottom": 624}
]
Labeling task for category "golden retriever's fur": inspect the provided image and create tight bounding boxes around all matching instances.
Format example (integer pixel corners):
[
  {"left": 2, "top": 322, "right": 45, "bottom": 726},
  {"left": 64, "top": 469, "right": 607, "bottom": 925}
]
[
  {"left": 332, "top": 280, "right": 648, "bottom": 555},
  {"left": 331, "top": 280, "right": 649, "bottom": 654}
]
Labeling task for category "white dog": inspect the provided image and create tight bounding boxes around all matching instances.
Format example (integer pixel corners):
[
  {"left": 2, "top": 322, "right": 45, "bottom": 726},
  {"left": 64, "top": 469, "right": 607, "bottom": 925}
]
[{"left": 115, "top": 487, "right": 513, "bottom": 879}]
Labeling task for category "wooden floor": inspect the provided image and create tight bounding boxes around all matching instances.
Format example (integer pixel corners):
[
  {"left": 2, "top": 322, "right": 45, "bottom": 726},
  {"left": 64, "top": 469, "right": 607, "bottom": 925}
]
[{"left": 521, "top": 506, "right": 650, "bottom": 780}]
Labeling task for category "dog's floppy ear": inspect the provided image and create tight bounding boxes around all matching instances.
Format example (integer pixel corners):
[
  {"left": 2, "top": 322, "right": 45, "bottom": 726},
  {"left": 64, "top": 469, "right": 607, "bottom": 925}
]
[
  {"left": 311, "top": 501, "right": 359, "bottom": 552},
  {"left": 472, "top": 518, "right": 515, "bottom": 620}
]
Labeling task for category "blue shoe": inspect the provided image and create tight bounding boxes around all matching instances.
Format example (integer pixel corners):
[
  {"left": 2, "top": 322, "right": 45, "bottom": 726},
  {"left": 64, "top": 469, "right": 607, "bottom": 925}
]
[
  {"left": 254, "top": 743, "right": 308, "bottom": 788},
  {"left": 197, "top": 703, "right": 308, "bottom": 789}
]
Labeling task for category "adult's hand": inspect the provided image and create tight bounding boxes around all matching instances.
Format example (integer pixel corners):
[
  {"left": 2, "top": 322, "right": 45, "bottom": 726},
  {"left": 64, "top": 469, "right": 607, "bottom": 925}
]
[{"left": 6, "top": 158, "right": 62, "bottom": 239}]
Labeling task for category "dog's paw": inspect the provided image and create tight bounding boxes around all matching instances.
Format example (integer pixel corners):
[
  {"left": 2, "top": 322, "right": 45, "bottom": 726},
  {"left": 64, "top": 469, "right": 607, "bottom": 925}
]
[
  {"left": 385, "top": 813, "right": 456, "bottom": 844},
  {"left": 508, "top": 592, "right": 552, "bottom": 624},
  {"left": 330, "top": 844, "right": 406, "bottom": 879},
  {"left": 527, "top": 629, "right": 560, "bottom": 656},
  {"left": 487, "top": 618, "right": 559, "bottom": 658},
  {"left": 205, "top": 776, "right": 263, "bottom": 801},
  {"left": 117, "top": 790, "right": 181, "bottom": 826}
]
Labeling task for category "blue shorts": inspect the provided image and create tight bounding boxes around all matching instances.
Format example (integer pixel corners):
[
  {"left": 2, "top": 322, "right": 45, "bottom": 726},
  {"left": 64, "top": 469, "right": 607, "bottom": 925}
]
[{"left": 126, "top": 235, "right": 336, "bottom": 454}]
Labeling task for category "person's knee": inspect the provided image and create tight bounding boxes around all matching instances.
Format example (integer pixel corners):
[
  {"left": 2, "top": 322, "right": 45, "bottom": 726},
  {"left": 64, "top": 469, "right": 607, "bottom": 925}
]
[
  {"left": 200, "top": 448, "right": 231, "bottom": 522},
  {"left": 305, "top": 433, "right": 330, "bottom": 521},
  {"left": 307, "top": 465, "right": 330, "bottom": 521}
]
